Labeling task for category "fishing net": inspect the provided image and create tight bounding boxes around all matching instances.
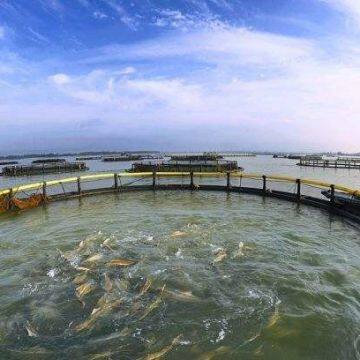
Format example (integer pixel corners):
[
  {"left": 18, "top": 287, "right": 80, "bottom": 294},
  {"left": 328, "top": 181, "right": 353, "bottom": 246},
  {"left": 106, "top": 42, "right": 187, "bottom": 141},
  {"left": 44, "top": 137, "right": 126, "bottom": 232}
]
[
  {"left": 11, "top": 194, "right": 44, "bottom": 210},
  {"left": 0, "top": 195, "right": 9, "bottom": 213}
]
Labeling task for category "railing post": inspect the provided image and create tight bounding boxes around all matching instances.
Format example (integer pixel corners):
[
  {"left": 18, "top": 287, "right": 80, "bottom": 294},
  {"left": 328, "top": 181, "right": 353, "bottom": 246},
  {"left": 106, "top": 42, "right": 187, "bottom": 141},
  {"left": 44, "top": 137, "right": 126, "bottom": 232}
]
[
  {"left": 7, "top": 188, "right": 13, "bottom": 210},
  {"left": 330, "top": 184, "right": 335, "bottom": 206},
  {"left": 190, "top": 171, "right": 194, "bottom": 189},
  {"left": 42, "top": 181, "right": 47, "bottom": 201},
  {"left": 152, "top": 171, "right": 156, "bottom": 189},
  {"left": 114, "top": 173, "right": 118, "bottom": 190},
  {"left": 226, "top": 171, "right": 231, "bottom": 190},
  {"left": 77, "top": 177, "right": 81, "bottom": 196},
  {"left": 262, "top": 175, "right": 267, "bottom": 194},
  {"left": 296, "top": 179, "right": 301, "bottom": 202}
]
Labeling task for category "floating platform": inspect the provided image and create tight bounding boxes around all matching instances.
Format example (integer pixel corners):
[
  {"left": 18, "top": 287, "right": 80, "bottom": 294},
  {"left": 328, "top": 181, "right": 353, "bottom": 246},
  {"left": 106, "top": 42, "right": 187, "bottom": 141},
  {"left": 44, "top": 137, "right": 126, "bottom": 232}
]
[
  {"left": 273, "top": 154, "right": 322, "bottom": 160},
  {"left": 2, "top": 161, "right": 88, "bottom": 176},
  {"left": 129, "top": 153, "right": 242, "bottom": 173},
  {"left": 76, "top": 156, "right": 102, "bottom": 161},
  {"left": 102, "top": 154, "right": 142, "bottom": 162},
  {"left": 219, "top": 152, "right": 256, "bottom": 158},
  {"left": 129, "top": 156, "right": 242, "bottom": 173},
  {"left": 32, "top": 158, "right": 66, "bottom": 164},
  {"left": 0, "top": 161, "right": 18, "bottom": 166},
  {"left": 298, "top": 158, "right": 360, "bottom": 169}
]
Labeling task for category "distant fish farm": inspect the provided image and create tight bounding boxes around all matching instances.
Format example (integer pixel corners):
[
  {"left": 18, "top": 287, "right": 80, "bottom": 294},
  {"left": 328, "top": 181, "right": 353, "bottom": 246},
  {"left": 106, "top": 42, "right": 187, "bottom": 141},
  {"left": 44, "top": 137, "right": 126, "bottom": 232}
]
[
  {"left": 298, "top": 157, "right": 360, "bottom": 169},
  {"left": 129, "top": 153, "right": 242, "bottom": 172},
  {"left": 2, "top": 159, "right": 88, "bottom": 176},
  {"left": 76, "top": 156, "right": 102, "bottom": 161},
  {"left": 102, "top": 154, "right": 142, "bottom": 162},
  {"left": 0, "top": 161, "right": 18, "bottom": 166}
]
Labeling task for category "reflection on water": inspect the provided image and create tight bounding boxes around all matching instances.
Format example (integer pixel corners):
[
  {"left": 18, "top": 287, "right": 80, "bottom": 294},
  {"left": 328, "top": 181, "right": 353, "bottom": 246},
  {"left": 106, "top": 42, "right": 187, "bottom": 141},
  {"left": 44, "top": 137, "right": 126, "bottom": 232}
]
[{"left": 0, "top": 191, "right": 359, "bottom": 359}]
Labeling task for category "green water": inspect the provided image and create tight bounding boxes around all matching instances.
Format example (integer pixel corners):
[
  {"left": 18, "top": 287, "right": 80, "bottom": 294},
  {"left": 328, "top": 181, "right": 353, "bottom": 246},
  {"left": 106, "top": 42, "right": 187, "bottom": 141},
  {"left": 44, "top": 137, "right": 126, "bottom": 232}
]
[{"left": 0, "top": 191, "right": 359, "bottom": 359}]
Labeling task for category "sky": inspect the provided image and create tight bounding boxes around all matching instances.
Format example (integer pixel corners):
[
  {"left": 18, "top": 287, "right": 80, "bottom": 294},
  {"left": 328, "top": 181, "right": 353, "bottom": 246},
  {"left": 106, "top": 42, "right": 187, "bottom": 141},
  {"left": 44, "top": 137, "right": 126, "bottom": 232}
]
[{"left": 0, "top": 0, "right": 360, "bottom": 153}]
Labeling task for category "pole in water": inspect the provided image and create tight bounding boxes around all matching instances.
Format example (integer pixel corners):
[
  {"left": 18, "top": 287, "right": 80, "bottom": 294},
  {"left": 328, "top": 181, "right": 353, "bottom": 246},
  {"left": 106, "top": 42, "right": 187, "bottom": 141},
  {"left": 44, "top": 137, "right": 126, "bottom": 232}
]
[
  {"left": 296, "top": 179, "right": 301, "bottom": 202},
  {"left": 190, "top": 172, "right": 194, "bottom": 189},
  {"left": 114, "top": 173, "right": 119, "bottom": 190},
  {"left": 226, "top": 172, "right": 231, "bottom": 190},
  {"left": 330, "top": 184, "right": 335, "bottom": 206},
  {"left": 77, "top": 177, "right": 82, "bottom": 196},
  {"left": 42, "top": 181, "right": 47, "bottom": 202},
  {"left": 152, "top": 171, "right": 156, "bottom": 189},
  {"left": 262, "top": 175, "right": 267, "bottom": 194}
]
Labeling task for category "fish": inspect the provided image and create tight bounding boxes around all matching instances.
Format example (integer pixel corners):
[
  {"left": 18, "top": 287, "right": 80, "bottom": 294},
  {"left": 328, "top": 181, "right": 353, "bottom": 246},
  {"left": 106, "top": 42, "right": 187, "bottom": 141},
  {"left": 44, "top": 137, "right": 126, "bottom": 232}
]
[
  {"left": 213, "top": 249, "right": 227, "bottom": 263},
  {"left": 171, "top": 231, "right": 187, "bottom": 237},
  {"left": 142, "top": 334, "right": 182, "bottom": 360},
  {"left": 91, "top": 307, "right": 101, "bottom": 316},
  {"left": 104, "top": 273, "right": 113, "bottom": 292},
  {"left": 163, "top": 289, "right": 201, "bottom": 303},
  {"left": 75, "top": 266, "right": 92, "bottom": 272},
  {"left": 77, "top": 240, "right": 86, "bottom": 252},
  {"left": 89, "top": 352, "right": 114, "bottom": 360},
  {"left": 266, "top": 308, "right": 280, "bottom": 329},
  {"left": 139, "top": 285, "right": 166, "bottom": 321},
  {"left": 83, "top": 254, "right": 103, "bottom": 264},
  {"left": 57, "top": 248, "right": 77, "bottom": 263},
  {"left": 139, "top": 279, "right": 152, "bottom": 296},
  {"left": 233, "top": 242, "right": 254, "bottom": 258},
  {"left": 73, "top": 273, "right": 88, "bottom": 285},
  {"left": 76, "top": 282, "right": 96, "bottom": 298},
  {"left": 25, "top": 321, "right": 38, "bottom": 337},
  {"left": 107, "top": 258, "right": 137, "bottom": 267},
  {"left": 75, "top": 299, "right": 122, "bottom": 332},
  {"left": 101, "top": 238, "right": 114, "bottom": 251}
]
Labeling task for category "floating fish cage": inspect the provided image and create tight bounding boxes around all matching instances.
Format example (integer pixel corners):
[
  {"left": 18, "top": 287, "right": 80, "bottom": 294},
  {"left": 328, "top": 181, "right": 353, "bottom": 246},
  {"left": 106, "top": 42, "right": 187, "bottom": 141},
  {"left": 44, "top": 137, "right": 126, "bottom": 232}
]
[
  {"left": 169, "top": 152, "right": 223, "bottom": 161},
  {"left": 0, "top": 161, "right": 18, "bottom": 165},
  {"left": 76, "top": 156, "right": 102, "bottom": 161},
  {"left": 298, "top": 158, "right": 360, "bottom": 169},
  {"left": 1, "top": 161, "right": 88, "bottom": 176},
  {"left": 32, "top": 158, "right": 66, "bottom": 164},
  {"left": 102, "top": 154, "right": 142, "bottom": 162},
  {"left": 128, "top": 159, "right": 242, "bottom": 173}
]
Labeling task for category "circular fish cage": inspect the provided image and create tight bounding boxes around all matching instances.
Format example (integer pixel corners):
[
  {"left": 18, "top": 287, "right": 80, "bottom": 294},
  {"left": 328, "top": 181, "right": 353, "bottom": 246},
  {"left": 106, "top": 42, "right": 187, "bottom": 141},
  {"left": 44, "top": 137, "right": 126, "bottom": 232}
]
[{"left": 0, "top": 173, "right": 359, "bottom": 359}]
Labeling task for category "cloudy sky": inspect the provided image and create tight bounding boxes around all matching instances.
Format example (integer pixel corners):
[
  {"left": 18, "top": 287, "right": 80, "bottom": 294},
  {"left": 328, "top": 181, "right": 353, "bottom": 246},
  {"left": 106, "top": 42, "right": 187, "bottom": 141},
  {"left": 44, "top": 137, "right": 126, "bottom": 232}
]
[{"left": 0, "top": 0, "right": 360, "bottom": 153}]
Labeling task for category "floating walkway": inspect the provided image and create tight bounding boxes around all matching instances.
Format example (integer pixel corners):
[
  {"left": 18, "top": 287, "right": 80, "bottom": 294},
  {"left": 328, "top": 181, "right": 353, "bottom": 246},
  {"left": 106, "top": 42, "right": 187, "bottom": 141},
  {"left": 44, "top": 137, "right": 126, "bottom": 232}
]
[
  {"left": 298, "top": 158, "right": 360, "bottom": 169},
  {"left": 0, "top": 172, "right": 360, "bottom": 223}
]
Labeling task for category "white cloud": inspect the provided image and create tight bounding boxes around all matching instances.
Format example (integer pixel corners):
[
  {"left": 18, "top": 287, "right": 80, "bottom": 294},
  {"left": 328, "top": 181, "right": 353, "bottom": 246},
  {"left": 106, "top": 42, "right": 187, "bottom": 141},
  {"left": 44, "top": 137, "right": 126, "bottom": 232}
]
[
  {"left": 48, "top": 73, "right": 71, "bottom": 85},
  {"left": 117, "top": 66, "right": 136, "bottom": 75},
  {"left": 323, "top": 0, "right": 360, "bottom": 28},
  {"left": 93, "top": 11, "right": 108, "bottom": 19},
  {"left": 87, "top": 25, "right": 316, "bottom": 69},
  {"left": 2, "top": 21, "right": 360, "bottom": 151}
]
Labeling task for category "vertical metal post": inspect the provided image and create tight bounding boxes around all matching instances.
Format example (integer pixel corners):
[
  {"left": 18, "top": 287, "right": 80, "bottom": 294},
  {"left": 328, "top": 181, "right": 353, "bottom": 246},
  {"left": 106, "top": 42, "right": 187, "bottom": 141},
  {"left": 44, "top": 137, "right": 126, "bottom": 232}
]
[
  {"left": 190, "top": 172, "right": 194, "bottom": 189},
  {"left": 7, "top": 188, "right": 13, "bottom": 210},
  {"left": 114, "top": 173, "right": 118, "bottom": 190},
  {"left": 330, "top": 184, "right": 335, "bottom": 206},
  {"left": 226, "top": 172, "right": 231, "bottom": 190},
  {"left": 42, "top": 181, "right": 47, "bottom": 201},
  {"left": 152, "top": 171, "right": 156, "bottom": 189},
  {"left": 296, "top": 179, "right": 301, "bottom": 202},
  {"left": 77, "top": 177, "right": 81, "bottom": 196},
  {"left": 262, "top": 175, "right": 267, "bottom": 194}
]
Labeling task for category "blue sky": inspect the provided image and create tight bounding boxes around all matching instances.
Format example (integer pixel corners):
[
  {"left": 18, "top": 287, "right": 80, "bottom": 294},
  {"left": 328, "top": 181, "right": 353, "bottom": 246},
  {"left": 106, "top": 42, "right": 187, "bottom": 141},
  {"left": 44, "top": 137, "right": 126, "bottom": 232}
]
[{"left": 0, "top": 0, "right": 360, "bottom": 153}]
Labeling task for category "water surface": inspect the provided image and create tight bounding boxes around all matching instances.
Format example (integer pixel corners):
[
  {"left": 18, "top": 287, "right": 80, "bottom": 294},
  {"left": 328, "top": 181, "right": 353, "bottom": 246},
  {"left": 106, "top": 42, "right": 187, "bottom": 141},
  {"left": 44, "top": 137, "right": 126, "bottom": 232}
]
[{"left": 0, "top": 191, "right": 359, "bottom": 359}]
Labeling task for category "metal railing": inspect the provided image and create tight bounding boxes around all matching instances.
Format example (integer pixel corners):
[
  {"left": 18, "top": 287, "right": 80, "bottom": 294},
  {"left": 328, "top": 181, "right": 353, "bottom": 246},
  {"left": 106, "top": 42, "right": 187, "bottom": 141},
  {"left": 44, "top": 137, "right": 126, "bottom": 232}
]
[{"left": 1, "top": 172, "right": 360, "bottom": 222}]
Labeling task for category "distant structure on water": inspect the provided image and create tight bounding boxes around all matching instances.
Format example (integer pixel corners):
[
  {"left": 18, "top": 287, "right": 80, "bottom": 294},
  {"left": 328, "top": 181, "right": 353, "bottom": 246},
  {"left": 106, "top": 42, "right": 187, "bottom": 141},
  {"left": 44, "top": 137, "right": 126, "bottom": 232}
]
[
  {"left": 2, "top": 159, "right": 88, "bottom": 176},
  {"left": 129, "top": 152, "right": 242, "bottom": 173},
  {"left": 298, "top": 157, "right": 360, "bottom": 169}
]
